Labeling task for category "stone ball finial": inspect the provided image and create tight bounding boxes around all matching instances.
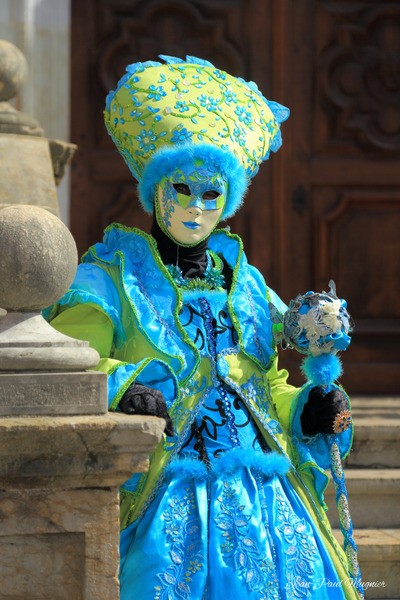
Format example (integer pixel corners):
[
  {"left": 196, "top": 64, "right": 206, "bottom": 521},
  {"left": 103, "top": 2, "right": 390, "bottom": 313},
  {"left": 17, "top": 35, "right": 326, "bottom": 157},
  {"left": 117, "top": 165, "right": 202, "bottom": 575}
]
[
  {"left": 0, "top": 205, "right": 78, "bottom": 311},
  {"left": 0, "top": 39, "right": 28, "bottom": 102}
]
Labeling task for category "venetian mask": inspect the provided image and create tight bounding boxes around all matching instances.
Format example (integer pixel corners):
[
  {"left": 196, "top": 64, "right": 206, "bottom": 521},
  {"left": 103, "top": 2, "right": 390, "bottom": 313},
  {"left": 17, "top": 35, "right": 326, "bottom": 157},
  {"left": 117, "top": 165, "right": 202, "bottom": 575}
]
[{"left": 155, "top": 161, "right": 227, "bottom": 246}]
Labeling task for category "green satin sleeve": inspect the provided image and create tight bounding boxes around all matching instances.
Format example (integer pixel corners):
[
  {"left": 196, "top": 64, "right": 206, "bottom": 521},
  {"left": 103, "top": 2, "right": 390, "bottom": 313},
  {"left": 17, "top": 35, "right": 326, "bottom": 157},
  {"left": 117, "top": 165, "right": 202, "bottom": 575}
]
[
  {"left": 266, "top": 356, "right": 300, "bottom": 435},
  {"left": 50, "top": 303, "right": 115, "bottom": 359}
]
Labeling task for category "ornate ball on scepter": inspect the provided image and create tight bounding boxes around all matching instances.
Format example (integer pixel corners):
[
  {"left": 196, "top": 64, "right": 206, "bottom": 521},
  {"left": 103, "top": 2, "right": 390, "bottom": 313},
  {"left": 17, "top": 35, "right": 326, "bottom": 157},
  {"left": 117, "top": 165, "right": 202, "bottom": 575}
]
[
  {"left": 271, "top": 283, "right": 363, "bottom": 594},
  {"left": 271, "top": 280, "right": 353, "bottom": 398}
]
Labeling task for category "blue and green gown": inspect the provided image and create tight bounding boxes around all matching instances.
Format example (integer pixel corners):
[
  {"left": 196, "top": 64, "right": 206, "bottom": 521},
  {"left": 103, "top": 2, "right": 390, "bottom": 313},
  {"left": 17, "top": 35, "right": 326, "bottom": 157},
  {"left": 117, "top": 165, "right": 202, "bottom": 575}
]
[{"left": 47, "top": 225, "right": 358, "bottom": 600}]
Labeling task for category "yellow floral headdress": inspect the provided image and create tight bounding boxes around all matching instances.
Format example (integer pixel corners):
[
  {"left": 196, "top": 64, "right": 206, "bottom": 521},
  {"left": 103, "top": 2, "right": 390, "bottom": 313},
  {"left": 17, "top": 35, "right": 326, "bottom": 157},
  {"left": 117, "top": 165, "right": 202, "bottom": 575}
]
[{"left": 104, "top": 55, "right": 289, "bottom": 217}]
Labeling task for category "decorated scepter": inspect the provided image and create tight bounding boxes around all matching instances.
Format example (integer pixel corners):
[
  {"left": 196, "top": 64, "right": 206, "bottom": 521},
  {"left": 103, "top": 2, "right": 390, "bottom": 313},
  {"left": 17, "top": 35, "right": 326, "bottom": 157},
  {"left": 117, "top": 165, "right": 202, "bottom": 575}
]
[{"left": 272, "top": 281, "right": 364, "bottom": 597}]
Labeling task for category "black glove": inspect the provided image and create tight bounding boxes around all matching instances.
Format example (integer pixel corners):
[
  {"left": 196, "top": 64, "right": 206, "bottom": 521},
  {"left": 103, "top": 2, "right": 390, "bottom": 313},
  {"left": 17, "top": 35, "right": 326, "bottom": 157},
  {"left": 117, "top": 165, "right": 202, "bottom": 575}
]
[
  {"left": 300, "top": 387, "right": 350, "bottom": 436},
  {"left": 119, "top": 382, "right": 174, "bottom": 436}
]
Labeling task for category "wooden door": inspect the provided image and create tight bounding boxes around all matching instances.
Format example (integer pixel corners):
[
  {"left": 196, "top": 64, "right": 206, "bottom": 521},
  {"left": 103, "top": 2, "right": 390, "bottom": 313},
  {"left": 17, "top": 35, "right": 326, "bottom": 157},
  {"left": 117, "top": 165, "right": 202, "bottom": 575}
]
[
  {"left": 273, "top": 1, "right": 400, "bottom": 393},
  {"left": 70, "top": 0, "right": 400, "bottom": 393}
]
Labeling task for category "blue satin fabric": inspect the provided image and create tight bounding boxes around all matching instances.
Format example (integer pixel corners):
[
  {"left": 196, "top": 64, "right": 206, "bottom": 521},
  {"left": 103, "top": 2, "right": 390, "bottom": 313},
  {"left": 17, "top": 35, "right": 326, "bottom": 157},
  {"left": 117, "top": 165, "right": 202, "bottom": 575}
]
[
  {"left": 120, "top": 461, "right": 344, "bottom": 599},
  {"left": 119, "top": 291, "right": 345, "bottom": 599}
]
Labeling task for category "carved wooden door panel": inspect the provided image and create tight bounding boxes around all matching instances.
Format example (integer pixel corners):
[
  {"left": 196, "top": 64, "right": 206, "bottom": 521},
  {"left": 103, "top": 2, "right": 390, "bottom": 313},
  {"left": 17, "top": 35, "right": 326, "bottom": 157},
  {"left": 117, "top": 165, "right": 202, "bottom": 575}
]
[
  {"left": 274, "top": 1, "right": 400, "bottom": 392},
  {"left": 70, "top": 0, "right": 400, "bottom": 393}
]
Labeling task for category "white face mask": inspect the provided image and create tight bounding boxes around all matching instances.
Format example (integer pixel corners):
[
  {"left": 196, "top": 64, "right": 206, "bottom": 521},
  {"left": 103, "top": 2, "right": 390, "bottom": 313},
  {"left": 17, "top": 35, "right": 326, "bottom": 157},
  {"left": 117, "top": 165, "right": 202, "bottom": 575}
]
[{"left": 155, "top": 162, "right": 227, "bottom": 246}]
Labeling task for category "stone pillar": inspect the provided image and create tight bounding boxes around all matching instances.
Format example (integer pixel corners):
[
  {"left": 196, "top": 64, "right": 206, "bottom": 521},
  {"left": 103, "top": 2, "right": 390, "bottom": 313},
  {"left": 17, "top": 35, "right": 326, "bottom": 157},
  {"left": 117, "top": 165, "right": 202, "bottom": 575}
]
[
  {"left": 0, "top": 0, "right": 72, "bottom": 225},
  {"left": 0, "top": 41, "right": 164, "bottom": 600},
  {"left": 0, "top": 38, "right": 76, "bottom": 217}
]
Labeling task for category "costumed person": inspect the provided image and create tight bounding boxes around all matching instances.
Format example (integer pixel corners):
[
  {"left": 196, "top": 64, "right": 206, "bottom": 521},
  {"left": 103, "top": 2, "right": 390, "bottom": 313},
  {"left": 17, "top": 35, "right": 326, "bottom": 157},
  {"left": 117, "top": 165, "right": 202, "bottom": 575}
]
[{"left": 46, "top": 56, "right": 361, "bottom": 599}]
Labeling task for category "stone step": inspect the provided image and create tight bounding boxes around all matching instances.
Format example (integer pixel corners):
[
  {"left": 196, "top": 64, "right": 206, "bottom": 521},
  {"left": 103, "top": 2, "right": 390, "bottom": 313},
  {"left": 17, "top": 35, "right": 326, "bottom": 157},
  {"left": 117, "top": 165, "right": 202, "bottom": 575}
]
[
  {"left": 345, "top": 397, "right": 400, "bottom": 468},
  {"left": 346, "top": 418, "right": 400, "bottom": 468},
  {"left": 350, "top": 397, "right": 400, "bottom": 420},
  {"left": 333, "top": 529, "right": 400, "bottom": 599},
  {"left": 325, "top": 469, "right": 400, "bottom": 529}
]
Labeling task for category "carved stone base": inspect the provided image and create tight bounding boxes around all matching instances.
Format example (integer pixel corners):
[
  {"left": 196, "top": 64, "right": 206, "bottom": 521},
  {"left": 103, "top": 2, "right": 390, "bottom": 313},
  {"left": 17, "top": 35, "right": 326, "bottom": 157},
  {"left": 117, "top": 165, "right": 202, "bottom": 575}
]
[
  {"left": 0, "top": 412, "right": 165, "bottom": 599},
  {"left": 0, "top": 488, "right": 120, "bottom": 600},
  {"left": 0, "top": 371, "right": 107, "bottom": 416}
]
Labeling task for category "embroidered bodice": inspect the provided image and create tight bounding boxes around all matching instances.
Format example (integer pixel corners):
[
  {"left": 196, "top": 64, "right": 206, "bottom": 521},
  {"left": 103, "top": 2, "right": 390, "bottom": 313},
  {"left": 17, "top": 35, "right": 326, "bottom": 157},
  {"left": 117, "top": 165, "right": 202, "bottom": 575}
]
[{"left": 179, "top": 289, "right": 270, "bottom": 463}]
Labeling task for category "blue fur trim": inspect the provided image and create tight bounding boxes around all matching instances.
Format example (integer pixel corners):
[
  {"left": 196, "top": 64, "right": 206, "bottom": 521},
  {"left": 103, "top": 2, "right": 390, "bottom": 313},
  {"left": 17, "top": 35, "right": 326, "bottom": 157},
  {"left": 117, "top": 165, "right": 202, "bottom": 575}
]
[
  {"left": 266, "top": 100, "right": 290, "bottom": 124},
  {"left": 159, "top": 54, "right": 214, "bottom": 67},
  {"left": 164, "top": 457, "right": 209, "bottom": 481},
  {"left": 301, "top": 354, "right": 343, "bottom": 386},
  {"left": 213, "top": 448, "right": 290, "bottom": 478},
  {"left": 138, "top": 143, "right": 249, "bottom": 220}
]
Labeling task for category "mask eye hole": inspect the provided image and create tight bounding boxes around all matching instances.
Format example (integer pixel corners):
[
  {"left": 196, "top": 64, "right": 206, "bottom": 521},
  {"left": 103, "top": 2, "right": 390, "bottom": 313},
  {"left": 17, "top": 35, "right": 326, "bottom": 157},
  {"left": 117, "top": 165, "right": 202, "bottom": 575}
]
[
  {"left": 202, "top": 190, "right": 221, "bottom": 200},
  {"left": 173, "top": 183, "right": 191, "bottom": 196}
]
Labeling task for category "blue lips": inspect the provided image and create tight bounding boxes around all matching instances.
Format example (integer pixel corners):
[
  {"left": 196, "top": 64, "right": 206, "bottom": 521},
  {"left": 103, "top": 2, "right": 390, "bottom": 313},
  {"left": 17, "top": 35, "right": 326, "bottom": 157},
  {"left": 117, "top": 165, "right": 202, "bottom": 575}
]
[{"left": 182, "top": 221, "right": 200, "bottom": 229}]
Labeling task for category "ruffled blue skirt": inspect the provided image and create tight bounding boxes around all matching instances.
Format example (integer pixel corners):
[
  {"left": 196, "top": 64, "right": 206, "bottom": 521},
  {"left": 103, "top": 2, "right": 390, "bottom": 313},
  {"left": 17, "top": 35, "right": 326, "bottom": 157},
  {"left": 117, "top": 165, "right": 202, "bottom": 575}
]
[{"left": 120, "top": 450, "right": 345, "bottom": 600}]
